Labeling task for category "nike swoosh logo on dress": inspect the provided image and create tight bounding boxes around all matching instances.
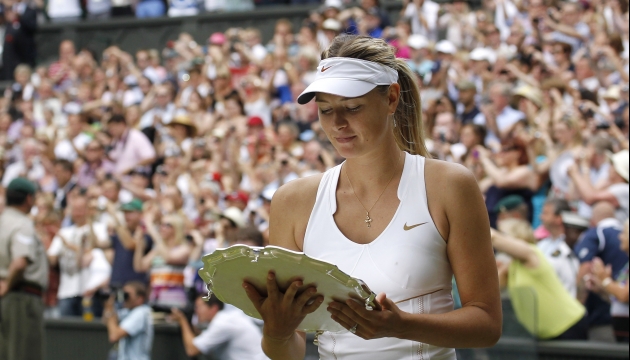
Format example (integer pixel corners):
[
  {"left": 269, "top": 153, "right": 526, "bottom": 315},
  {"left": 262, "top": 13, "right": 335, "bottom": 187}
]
[{"left": 403, "top": 222, "right": 427, "bottom": 231}]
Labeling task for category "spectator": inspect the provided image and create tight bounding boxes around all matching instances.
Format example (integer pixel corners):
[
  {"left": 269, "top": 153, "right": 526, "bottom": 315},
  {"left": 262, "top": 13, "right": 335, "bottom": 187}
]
[
  {"left": 586, "top": 219, "right": 629, "bottom": 343},
  {"left": 481, "top": 82, "right": 525, "bottom": 143},
  {"left": 52, "top": 159, "right": 77, "bottom": 210},
  {"left": 494, "top": 194, "right": 530, "bottom": 223},
  {"left": 538, "top": 198, "right": 580, "bottom": 297},
  {"left": 76, "top": 140, "right": 116, "bottom": 188},
  {"left": 403, "top": 0, "right": 440, "bottom": 42},
  {"left": 133, "top": 210, "right": 191, "bottom": 310},
  {"left": 576, "top": 135, "right": 614, "bottom": 219},
  {"left": 106, "top": 114, "right": 156, "bottom": 176},
  {"left": 47, "top": 195, "right": 111, "bottom": 317},
  {"left": 107, "top": 199, "right": 153, "bottom": 290},
  {"left": 492, "top": 218, "right": 588, "bottom": 340},
  {"left": 103, "top": 281, "right": 153, "bottom": 360},
  {"left": 569, "top": 149, "right": 629, "bottom": 222},
  {"left": 575, "top": 202, "right": 628, "bottom": 342},
  {"left": 136, "top": 0, "right": 166, "bottom": 19},
  {"left": 1, "top": 0, "right": 37, "bottom": 80},
  {"left": 477, "top": 138, "right": 537, "bottom": 228},
  {"left": 171, "top": 295, "right": 266, "bottom": 359},
  {"left": 1, "top": 138, "right": 45, "bottom": 187},
  {"left": 455, "top": 80, "right": 485, "bottom": 126}
]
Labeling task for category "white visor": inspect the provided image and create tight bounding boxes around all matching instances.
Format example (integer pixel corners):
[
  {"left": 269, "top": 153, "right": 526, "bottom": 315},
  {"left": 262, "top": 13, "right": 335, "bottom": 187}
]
[{"left": 297, "top": 57, "right": 398, "bottom": 105}]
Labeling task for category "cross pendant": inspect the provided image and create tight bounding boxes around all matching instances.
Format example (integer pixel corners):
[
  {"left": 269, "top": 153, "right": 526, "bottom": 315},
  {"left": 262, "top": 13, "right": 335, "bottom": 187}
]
[{"left": 365, "top": 213, "right": 372, "bottom": 228}]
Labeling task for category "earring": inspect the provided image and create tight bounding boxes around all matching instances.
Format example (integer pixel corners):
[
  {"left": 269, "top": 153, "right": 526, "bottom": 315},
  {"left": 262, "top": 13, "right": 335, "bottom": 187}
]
[{"left": 391, "top": 114, "right": 397, "bottom": 128}]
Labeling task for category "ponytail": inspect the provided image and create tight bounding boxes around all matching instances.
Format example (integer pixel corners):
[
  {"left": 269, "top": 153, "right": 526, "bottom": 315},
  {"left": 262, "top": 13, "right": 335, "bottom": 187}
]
[{"left": 392, "top": 59, "right": 429, "bottom": 157}]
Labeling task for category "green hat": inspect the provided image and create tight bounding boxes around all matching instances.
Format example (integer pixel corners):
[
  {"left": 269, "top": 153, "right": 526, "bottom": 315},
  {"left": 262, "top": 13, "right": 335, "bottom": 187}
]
[
  {"left": 7, "top": 177, "right": 37, "bottom": 195},
  {"left": 120, "top": 199, "right": 143, "bottom": 212},
  {"left": 494, "top": 195, "right": 525, "bottom": 213}
]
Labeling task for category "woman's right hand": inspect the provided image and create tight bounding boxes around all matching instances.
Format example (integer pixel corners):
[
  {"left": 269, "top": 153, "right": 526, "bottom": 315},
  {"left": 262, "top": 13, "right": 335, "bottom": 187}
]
[{"left": 243, "top": 271, "right": 324, "bottom": 341}]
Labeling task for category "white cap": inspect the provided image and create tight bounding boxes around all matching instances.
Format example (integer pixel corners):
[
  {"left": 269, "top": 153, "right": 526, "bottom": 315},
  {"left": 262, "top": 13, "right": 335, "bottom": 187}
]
[
  {"left": 469, "top": 47, "right": 496, "bottom": 64},
  {"left": 297, "top": 57, "right": 398, "bottom": 105},
  {"left": 435, "top": 40, "right": 456, "bottom": 54},
  {"left": 608, "top": 149, "right": 629, "bottom": 182},
  {"left": 408, "top": 34, "right": 429, "bottom": 50},
  {"left": 324, "top": 0, "right": 342, "bottom": 10},
  {"left": 221, "top": 206, "right": 246, "bottom": 228},
  {"left": 322, "top": 18, "right": 342, "bottom": 32},
  {"left": 561, "top": 212, "right": 590, "bottom": 229}
]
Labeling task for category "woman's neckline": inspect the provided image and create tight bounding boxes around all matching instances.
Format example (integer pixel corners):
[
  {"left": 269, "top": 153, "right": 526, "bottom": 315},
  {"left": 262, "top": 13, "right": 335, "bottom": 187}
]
[{"left": 330, "top": 152, "right": 409, "bottom": 246}]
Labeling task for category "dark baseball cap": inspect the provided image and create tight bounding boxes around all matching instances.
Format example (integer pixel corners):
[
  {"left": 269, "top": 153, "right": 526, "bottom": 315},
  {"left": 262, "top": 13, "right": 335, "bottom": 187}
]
[
  {"left": 120, "top": 199, "right": 143, "bottom": 212},
  {"left": 494, "top": 195, "right": 525, "bottom": 213},
  {"left": 7, "top": 177, "right": 37, "bottom": 195}
]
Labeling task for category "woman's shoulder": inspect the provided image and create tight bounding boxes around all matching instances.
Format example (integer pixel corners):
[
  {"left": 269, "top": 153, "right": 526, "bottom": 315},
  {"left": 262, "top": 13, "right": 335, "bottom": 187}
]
[
  {"left": 272, "top": 173, "right": 325, "bottom": 212},
  {"left": 424, "top": 157, "right": 476, "bottom": 185}
]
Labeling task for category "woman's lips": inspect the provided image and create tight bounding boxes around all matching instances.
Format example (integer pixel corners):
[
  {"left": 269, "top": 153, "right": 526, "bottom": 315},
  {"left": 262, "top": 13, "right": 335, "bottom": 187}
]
[{"left": 335, "top": 136, "right": 356, "bottom": 143}]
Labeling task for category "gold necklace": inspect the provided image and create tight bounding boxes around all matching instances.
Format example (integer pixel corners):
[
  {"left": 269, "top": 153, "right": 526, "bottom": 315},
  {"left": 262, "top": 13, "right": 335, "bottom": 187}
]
[{"left": 344, "top": 152, "right": 402, "bottom": 228}]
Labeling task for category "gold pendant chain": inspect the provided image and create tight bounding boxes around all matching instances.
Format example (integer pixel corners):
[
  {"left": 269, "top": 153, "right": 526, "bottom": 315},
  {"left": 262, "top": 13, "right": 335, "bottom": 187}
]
[{"left": 344, "top": 151, "right": 403, "bottom": 228}]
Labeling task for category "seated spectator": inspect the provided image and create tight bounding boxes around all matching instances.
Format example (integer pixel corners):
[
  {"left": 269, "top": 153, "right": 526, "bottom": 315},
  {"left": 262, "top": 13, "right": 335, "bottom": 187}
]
[
  {"left": 171, "top": 295, "right": 266, "bottom": 359},
  {"left": 168, "top": 0, "right": 199, "bottom": 17},
  {"left": 575, "top": 202, "right": 628, "bottom": 342},
  {"left": 136, "top": 0, "right": 166, "bottom": 18},
  {"left": 586, "top": 219, "right": 629, "bottom": 343},
  {"left": 492, "top": 218, "right": 587, "bottom": 340},
  {"left": 103, "top": 281, "right": 153, "bottom": 360}
]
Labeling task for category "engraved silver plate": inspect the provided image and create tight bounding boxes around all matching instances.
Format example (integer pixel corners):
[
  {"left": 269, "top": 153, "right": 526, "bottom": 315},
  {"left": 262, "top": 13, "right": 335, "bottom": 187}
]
[{"left": 198, "top": 245, "right": 378, "bottom": 333}]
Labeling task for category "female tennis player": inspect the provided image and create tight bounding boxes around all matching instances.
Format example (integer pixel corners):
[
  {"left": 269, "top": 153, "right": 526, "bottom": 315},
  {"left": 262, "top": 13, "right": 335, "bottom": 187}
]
[{"left": 243, "top": 35, "right": 502, "bottom": 360}]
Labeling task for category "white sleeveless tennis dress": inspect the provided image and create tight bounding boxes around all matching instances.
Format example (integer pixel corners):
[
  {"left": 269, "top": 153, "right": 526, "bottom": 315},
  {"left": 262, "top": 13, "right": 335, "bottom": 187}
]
[{"left": 303, "top": 152, "right": 456, "bottom": 360}]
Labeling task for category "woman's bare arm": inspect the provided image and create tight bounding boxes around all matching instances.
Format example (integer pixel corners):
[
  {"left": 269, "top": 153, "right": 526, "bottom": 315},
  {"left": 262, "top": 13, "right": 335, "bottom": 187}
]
[{"left": 399, "top": 163, "right": 502, "bottom": 348}]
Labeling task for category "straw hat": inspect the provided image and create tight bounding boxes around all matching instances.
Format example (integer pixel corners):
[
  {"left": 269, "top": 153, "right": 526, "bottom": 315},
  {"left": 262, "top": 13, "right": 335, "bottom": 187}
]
[
  {"left": 513, "top": 85, "right": 544, "bottom": 108},
  {"left": 168, "top": 114, "right": 197, "bottom": 137}
]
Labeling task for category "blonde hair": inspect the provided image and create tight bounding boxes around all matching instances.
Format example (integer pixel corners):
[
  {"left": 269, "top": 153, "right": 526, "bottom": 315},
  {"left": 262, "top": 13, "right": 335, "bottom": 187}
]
[
  {"left": 163, "top": 214, "right": 185, "bottom": 246},
  {"left": 498, "top": 218, "right": 537, "bottom": 244},
  {"left": 321, "top": 35, "right": 429, "bottom": 157}
]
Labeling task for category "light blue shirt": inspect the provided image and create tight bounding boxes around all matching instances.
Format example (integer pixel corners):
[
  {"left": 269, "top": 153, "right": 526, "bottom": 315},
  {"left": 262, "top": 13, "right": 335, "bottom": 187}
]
[{"left": 118, "top": 305, "right": 153, "bottom": 360}]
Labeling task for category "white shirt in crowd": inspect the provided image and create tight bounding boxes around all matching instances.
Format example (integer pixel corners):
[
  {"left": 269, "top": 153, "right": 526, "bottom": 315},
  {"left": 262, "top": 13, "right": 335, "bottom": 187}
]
[
  {"left": 47, "top": 0, "right": 81, "bottom": 18},
  {"left": 47, "top": 223, "right": 111, "bottom": 299},
  {"left": 537, "top": 235, "right": 580, "bottom": 298},
  {"left": 404, "top": 0, "right": 440, "bottom": 42},
  {"left": 192, "top": 310, "right": 267, "bottom": 360},
  {"left": 53, "top": 133, "right": 92, "bottom": 162}
]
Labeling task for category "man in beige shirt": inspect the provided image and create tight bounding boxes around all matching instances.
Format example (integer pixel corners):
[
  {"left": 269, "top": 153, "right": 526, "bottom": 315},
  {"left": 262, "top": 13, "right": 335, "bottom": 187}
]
[{"left": 0, "top": 177, "right": 49, "bottom": 360}]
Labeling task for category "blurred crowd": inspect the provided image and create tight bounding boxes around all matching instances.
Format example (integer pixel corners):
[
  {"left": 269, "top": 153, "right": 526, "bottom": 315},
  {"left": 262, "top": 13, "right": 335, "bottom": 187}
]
[{"left": 0, "top": 0, "right": 629, "bottom": 352}]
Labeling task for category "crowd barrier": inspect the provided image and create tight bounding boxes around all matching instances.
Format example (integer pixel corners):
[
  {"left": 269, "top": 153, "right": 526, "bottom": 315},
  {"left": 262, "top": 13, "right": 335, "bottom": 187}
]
[{"left": 44, "top": 317, "right": 629, "bottom": 360}]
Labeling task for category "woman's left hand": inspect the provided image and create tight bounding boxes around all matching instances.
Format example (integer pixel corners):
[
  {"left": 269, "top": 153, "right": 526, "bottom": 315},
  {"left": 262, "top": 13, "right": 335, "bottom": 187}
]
[{"left": 327, "top": 293, "right": 406, "bottom": 340}]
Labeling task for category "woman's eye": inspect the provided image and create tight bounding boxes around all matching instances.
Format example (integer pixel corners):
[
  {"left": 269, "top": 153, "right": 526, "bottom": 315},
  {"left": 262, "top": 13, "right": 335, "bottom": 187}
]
[
  {"left": 346, "top": 106, "right": 361, "bottom": 112},
  {"left": 320, "top": 108, "right": 332, "bottom": 115}
]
